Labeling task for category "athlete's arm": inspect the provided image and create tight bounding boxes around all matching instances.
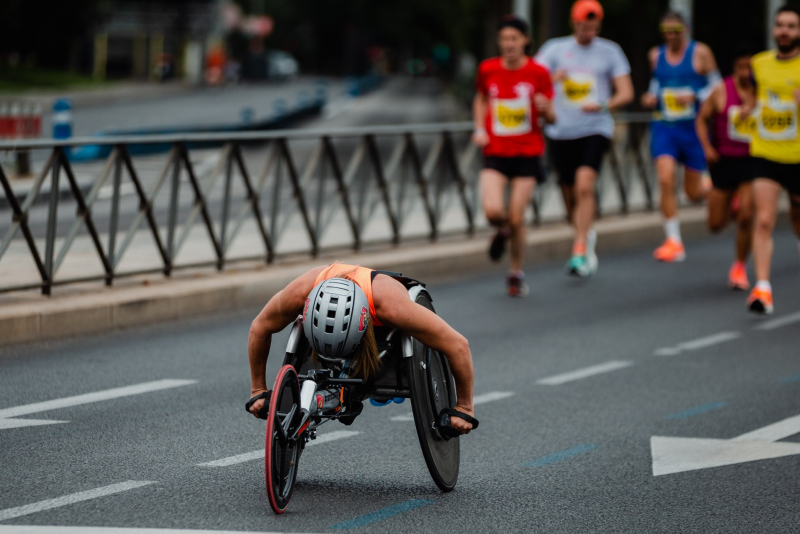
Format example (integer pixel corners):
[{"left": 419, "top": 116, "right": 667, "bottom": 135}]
[
  {"left": 695, "top": 83, "right": 724, "bottom": 165},
  {"left": 472, "top": 92, "right": 489, "bottom": 147},
  {"left": 535, "top": 68, "right": 556, "bottom": 124},
  {"left": 373, "top": 276, "right": 476, "bottom": 433},
  {"left": 607, "top": 74, "right": 634, "bottom": 111},
  {"left": 641, "top": 47, "right": 660, "bottom": 109},
  {"left": 695, "top": 43, "right": 721, "bottom": 102},
  {"left": 247, "top": 266, "right": 325, "bottom": 416}
]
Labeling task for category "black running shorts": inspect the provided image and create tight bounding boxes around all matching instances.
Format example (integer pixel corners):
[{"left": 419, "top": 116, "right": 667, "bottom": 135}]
[
  {"left": 547, "top": 134, "right": 610, "bottom": 187},
  {"left": 752, "top": 157, "right": 800, "bottom": 197},
  {"left": 483, "top": 156, "right": 545, "bottom": 183},
  {"left": 708, "top": 156, "right": 754, "bottom": 192}
]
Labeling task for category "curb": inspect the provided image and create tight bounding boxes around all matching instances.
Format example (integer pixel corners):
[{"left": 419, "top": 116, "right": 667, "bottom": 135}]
[{"left": 0, "top": 207, "right": 711, "bottom": 347}]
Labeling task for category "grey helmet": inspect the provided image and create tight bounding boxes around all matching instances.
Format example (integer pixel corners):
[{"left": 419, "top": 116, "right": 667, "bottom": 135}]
[{"left": 303, "top": 277, "right": 371, "bottom": 359}]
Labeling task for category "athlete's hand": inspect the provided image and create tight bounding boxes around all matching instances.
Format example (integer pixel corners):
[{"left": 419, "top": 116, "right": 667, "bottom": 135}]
[
  {"left": 534, "top": 93, "right": 551, "bottom": 113},
  {"left": 739, "top": 103, "right": 755, "bottom": 119},
  {"left": 248, "top": 388, "right": 270, "bottom": 418},
  {"left": 450, "top": 403, "right": 475, "bottom": 435},
  {"left": 702, "top": 144, "right": 720, "bottom": 165},
  {"left": 794, "top": 88, "right": 800, "bottom": 105},
  {"left": 551, "top": 69, "right": 568, "bottom": 83},
  {"left": 581, "top": 102, "right": 603, "bottom": 113},
  {"left": 676, "top": 94, "right": 696, "bottom": 106},
  {"left": 471, "top": 128, "right": 489, "bottom": 148},
  {"left": 641, "top": 92, "right": 658, "bottom": 109}
]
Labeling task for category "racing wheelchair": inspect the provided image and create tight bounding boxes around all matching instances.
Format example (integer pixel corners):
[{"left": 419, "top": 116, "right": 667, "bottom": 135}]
[{"left": 260, "top": 273, "right": 476, "bottom": 514}]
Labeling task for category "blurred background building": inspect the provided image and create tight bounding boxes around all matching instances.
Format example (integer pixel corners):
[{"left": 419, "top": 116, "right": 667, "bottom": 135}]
[{"left": 0, "top": 0, "right": 796, "bottom": 99}]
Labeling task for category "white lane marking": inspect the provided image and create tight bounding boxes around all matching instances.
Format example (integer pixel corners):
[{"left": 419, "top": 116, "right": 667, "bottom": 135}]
[
  {"left": 651, "top": 411, "right": 800, "bottom": 476},
  {"left": 653, "top": 331, "right": 741, "bottom": 356},
  {"left": 390, "top": 391, "right": 515, "bottom": 422},
  {"left": 0, "top": 481, "right": 155, "bottom": 521},
  {"left": 0, "top": 380, "right": 197, "bottom": 429},
  {"left": 0, "top": 527, "right": 312, "bottom": 534},
  {"left": 0, "top": 419, "right": 68, "bottom": 430},
  {"left": 535, "top": 361, "right": 633, "bottom": 386},
  {"left": 198, "top": 430, "right": 359, "bottom": 467},
  {"left": 733, "top": 414, "right": 800, "bottom": 442},
  {"left": 755, "top": 310, "right": 800, "bottom": 331}
]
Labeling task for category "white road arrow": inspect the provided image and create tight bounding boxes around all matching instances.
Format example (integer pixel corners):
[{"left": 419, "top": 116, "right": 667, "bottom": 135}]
[
  {"left": 0, "top": 379, "right": 197, "bottom": 430},
  {"left": 651, "top": 413, "right": 800, "bottom": 476}
]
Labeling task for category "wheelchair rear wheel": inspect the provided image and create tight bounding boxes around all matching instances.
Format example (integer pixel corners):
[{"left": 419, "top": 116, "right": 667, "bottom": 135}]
[
  {"left": 265, "top": 364, "right": 302, "bottom": 514},
  {"left": 407, "top": 292, "right": 460, "bottom": 492}
]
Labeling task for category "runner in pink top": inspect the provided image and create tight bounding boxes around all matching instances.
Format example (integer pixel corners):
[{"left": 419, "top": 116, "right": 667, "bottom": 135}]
[{"left": 696, "top": 47, "right": 757, "bottom": 290}]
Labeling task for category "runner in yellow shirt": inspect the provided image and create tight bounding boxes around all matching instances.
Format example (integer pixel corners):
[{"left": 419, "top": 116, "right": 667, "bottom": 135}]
[{"left": 747, "top": 6, "right": 800, "bottom": 314}]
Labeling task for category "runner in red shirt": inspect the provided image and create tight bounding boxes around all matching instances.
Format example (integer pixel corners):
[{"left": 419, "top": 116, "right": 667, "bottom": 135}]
[{"left": 473, "top": 15, "right": 555, "bottom": 297}]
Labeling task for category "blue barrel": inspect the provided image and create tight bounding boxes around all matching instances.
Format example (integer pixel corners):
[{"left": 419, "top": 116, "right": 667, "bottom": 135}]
[{"left": 52, "top": 99, "right": 73, "bottom": 140}]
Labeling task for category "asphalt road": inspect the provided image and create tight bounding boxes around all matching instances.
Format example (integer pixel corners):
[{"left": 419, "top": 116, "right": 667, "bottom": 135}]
[{"left": 1, "top": 228, "right": 799, "bottom": 533}]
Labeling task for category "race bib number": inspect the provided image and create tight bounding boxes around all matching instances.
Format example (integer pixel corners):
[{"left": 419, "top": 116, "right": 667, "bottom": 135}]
[
  {"left": 660, "top": 87, "right": 696, "bottom": 121},
  {"left": 491, "top": 98, "right": 532, "bottom": 136},
  {"left": 561, "top": 74, "right": 598, "bottom": 108},
  {"left": 727, "top": 105, "right": 756, "bottom": 143},
  {"left": 757, "top": 98, "right": 798, "bottom": 141}
]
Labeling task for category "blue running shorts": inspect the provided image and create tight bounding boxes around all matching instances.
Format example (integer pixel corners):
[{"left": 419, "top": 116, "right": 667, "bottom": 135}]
[{"left": 650, "top": 121, "right": 706, "bottom": 172}]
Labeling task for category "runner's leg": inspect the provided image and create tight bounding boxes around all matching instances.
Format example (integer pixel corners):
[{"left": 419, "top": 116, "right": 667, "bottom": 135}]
[
  {"left": 507, "top": 177, "right": 537, "bottom": 273},
  {"left": 573, "top": 166, "right": 597, "bottom": 249},
  {"left": 683, "top": 167, "right": 707, "bottom": 202},
  {"left": 752, "top": 178, "right": 781, "bottom": 282},
  {"left": 560, "top": 184, "right": 576, "bottom": 224},
  {"left": 481, "top": 169, "right": 509, "bottom": 227},
  {"left": 657, "top": 155, "right": 679, "bottom": 220},
  {"left": 734, "top": 182, "right": 754, "bottom": 264},
  {"left": 707, "top": 187, "right": 732, "bottom": 234}
]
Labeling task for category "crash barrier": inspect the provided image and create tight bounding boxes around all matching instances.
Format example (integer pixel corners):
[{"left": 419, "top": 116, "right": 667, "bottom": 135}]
[{"left": 0, "top": 116, "right": 658, "bottom": 295}]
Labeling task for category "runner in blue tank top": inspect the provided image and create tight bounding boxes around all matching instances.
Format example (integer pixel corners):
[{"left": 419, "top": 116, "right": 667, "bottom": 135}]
[{"left": 642, "top": 11, "right": 720, "bottom": 263}]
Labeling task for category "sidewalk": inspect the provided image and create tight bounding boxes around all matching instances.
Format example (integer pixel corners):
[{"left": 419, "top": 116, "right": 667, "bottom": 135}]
[{"left": 0, "top": 206, "right": 711, "bottom": 346}]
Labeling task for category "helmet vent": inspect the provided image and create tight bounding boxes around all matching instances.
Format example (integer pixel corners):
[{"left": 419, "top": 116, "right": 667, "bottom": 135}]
[
  {"left": 330, "top": 296, "right": 339, "bottom": 304},
  {"left": 325, "top": 324, "right": 334, "bottom": 334},
  {"left": 343, "top": 322, "right": 348, "bottom": 331},
  {"left": 327, "top": 309, "right": 336, "bottom": 318}
]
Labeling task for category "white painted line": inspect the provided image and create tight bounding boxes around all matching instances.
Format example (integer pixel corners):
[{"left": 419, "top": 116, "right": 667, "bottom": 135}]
[
  {"left": 651, "top": 411, "right": 800, "bottom": 476},
  {"left": 654, "top": 331, "right": 741, "bottom": 356},
  {"left": 536, "top": 361, "right": 634, "bottom": 386},
  {"left": 755, "top": 311, "right": 800, "bottom": 331},
  {"left": 198, "top": 430, "right": 359, "bottom": 467},
  {"left": 390, "top": 391, "right": 515, "bottom": 421},
  {"left": 0, "top": 481, "right": 155, "bottom": 521},
  {"left": 733, "top": 414, "right": 800, "bottom": 442},
  {"left": 0, "top": 527, "right": 313, "bottom": 534},
  {"left": 0, "top": 418, "right": 68, "bottom": 430},
  {"left": 0, "top": 379, "right": 197, "bottom": 421}
]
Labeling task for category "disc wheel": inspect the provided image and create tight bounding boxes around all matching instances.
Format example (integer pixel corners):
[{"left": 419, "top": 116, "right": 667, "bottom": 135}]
[
  {"left": 265, "top": 364, "right": 302, "bottom": 514},
  {"left": 407, "top": 291, "right": 460, "bottom": 492}
]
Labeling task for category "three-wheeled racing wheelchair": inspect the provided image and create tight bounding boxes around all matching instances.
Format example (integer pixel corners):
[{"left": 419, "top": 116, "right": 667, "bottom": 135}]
[{"left": 256, "top": 273, "right": 478, "bottom": 514}]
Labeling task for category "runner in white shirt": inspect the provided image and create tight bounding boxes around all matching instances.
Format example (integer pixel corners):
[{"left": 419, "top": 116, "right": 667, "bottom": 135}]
[{"left": 536, "top": 0, "right": 634, "bottom": 277}]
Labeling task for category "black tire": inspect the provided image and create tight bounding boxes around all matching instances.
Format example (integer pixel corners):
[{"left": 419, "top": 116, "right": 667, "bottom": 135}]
[
  {"left": 407, "top": 291, "right": 460, "bottom": 492},
  {"left": 265, "top": 365, "right": 302, "bottom": 514}
]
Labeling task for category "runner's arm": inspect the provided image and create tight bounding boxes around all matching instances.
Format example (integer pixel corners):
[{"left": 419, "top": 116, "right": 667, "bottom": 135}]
[
  {"left": 695, "top": 43, "right": 721, "bottom": 101},
  {"left": 374, "top": 279, "right": 475, "bottom": 427},
  {"left": 247, "top": 267, "right": 324, "bottom": 408},
  {"left": 608, "top": 74, "right": 634, "bottom": 111},
  {"left": 641, "top": 47, "right": 660, "bottom": 109},
  {"left": 695, "top": 83, "right": 723, "bottom": 164},
  {"left": 472, "top": 92, "right": 488, "bottom": 132}
]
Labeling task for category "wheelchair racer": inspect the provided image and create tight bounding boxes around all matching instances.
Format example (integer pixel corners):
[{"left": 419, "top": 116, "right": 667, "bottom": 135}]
[{"left": 246, "top": 263, "right": 477, "bottom": 435}]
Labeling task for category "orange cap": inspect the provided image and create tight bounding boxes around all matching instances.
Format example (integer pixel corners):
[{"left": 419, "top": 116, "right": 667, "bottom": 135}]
[{"left": 571, "top": 0, "right": 604, "bottom": 22}]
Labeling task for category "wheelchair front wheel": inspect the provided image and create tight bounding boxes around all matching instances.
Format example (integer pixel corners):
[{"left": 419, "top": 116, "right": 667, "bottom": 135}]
[
  {"left": 407, "top": 292, "right": 460, "bottom": 492},
  {"left": 265, "top": 364, "right": 302, "bottom": 514}
]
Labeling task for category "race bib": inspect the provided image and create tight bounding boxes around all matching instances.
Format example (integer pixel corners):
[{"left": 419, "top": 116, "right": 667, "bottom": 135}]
[
  {"left": 727, "top": 105, "right": 756, "bottom": 143},
  {"left": 561, "top": 73, "right": 598, "bottom": 108},
  {"left": 491, "top": 97, "right": 532, "bottom": 136},
  {"left": 660, "top": 87, "right": 696, "bottom": 121},
  {"left": 757, "top": 98, "right": 798, "bottom": 141}
]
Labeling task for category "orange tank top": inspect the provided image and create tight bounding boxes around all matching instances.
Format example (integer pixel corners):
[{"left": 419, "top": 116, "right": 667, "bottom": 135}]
[{"left": 314, "top": 264, "right": 383, "bottom": 326}]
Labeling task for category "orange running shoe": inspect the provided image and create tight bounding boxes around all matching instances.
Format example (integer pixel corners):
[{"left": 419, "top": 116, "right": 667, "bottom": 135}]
[
  {"left": 728, "top": 262, "right": 750, "bottom": 291},
  {"left": 653, "top": 238, "right": 686, "bottom": 262},
  {"left": 747, "top": 286, "right": 774, "bottom": 315}
]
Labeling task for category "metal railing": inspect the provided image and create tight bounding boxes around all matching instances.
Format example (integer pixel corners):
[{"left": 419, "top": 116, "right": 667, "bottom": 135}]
[{"left": 0, "top": 117, "right": 656, "bottom": 295}]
